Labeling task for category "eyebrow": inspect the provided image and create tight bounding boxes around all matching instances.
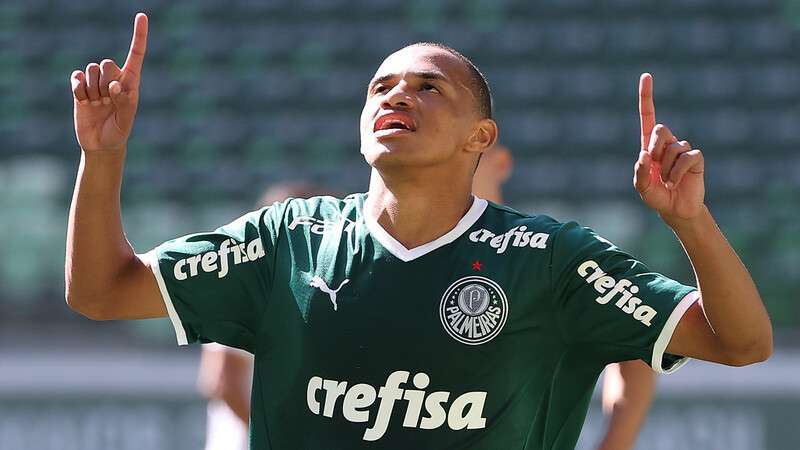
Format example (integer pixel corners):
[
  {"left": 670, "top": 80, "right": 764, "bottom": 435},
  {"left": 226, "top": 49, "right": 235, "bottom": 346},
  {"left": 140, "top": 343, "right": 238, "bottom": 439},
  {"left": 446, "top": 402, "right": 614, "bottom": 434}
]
[{"left": 368, "top": 71, "right": 450, "bottom": 90}]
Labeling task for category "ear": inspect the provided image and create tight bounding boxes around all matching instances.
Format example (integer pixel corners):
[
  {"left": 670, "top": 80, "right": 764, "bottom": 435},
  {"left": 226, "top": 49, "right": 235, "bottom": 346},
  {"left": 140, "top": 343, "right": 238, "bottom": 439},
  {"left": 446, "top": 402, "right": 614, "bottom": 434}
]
[{"left": 464, "top": 118, "right": 498, "bottom": 155}]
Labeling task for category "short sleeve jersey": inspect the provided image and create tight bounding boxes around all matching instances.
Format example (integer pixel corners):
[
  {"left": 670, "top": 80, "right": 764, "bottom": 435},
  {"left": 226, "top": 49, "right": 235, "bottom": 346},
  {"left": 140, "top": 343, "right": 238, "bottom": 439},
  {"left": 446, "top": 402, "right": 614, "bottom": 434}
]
[{"left": 146, "top": 194, "right": 698, "bottom": 450}]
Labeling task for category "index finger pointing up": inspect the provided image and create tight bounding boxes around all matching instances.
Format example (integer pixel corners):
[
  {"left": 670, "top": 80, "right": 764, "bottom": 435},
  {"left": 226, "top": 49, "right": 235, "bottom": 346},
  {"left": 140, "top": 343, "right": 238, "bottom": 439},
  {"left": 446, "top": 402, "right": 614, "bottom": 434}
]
[
  {"left": 639, "top": 72, "right": 655, "bottom": 150},
  {"left": 122, "top": 13, "right": 148, "bottom": 78}
]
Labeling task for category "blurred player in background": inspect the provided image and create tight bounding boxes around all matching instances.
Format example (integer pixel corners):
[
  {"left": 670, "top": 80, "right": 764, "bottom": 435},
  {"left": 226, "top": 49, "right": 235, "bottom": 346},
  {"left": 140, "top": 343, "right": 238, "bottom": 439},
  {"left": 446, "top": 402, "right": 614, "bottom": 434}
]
[
  {"left": 66, "top": 13, "right": 772, "bottom": 449},
  {"left": 197, "top": 182, "right": 332, "bottom": 450},
  {"left": 474, "top": 144, "right": 655, "bottom": 450}
]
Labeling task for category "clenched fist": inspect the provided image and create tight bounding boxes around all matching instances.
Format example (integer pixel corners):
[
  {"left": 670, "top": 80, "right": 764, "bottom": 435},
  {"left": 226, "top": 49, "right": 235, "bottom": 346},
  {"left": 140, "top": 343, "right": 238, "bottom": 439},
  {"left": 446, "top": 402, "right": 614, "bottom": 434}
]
[
  {"left": 71, "top": 13, "right": 148, "bottom": 154},
  {"left": 634, "top": 73, "right": 706, "bottom": 221}
]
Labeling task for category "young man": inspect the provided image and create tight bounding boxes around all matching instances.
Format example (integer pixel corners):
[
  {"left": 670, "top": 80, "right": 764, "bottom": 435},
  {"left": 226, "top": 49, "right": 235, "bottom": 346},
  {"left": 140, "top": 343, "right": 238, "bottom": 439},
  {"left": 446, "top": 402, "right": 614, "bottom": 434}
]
[{"left": 66, "top": 13, "right": 772, "bottom": 450}]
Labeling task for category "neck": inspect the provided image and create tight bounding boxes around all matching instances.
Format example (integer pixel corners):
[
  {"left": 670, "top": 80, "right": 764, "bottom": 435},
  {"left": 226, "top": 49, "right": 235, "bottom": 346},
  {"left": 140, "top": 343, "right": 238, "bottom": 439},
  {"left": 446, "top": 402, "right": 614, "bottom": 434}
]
[
  {"left": 472, "top": 182, "right": 503, "bottom": 204},
  {"left": 365, "top": 167, "right": 474, "bottom": 249}
]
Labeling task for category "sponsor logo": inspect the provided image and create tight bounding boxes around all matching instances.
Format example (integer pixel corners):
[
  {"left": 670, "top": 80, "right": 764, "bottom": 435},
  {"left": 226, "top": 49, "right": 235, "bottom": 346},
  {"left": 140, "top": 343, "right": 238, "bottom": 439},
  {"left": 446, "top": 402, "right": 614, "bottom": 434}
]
[
  {"left": 289, "top": 216, "right": 356, "bottom": 235},
  {"left": 468, "top": 226, "right": 549, "bottom": 254},
  {"left": 576, "top": 260, "right": 657, "bottom": 326},
  {"left": 173, "top": 238, "right": 265, "bottom": 281},
  {"left": 439, "top": 276, "right": 509, "bottom": 345},
  {"left": 306, "top": 370, "right": 487, "bottom": 442},
  {"left": 309, "top": 276, "right": 349, "bottom": 311}
]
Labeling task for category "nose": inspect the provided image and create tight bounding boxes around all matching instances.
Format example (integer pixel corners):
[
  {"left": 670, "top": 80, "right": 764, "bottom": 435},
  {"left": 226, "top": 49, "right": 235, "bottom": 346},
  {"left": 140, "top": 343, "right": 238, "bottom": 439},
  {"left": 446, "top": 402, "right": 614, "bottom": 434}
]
[{"left": 381, "top": 83, "right": 414, "bottom": 110}]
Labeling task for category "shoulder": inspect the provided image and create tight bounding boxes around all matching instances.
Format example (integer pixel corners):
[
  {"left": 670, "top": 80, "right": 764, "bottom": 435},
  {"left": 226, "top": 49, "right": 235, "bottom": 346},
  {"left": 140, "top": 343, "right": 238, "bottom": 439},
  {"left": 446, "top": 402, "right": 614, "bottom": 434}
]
[
  {"left": 479, "top": 201, "right": 615, "bottom": 254},
  {"left": 481, "top": 200, "right": 566, "bottom": 235},
  {"left": 278, "top": 193, "right": 364, "bottom": 230},
  {"left": 466, "top": 200, "right": 563, "bottom": 252}
]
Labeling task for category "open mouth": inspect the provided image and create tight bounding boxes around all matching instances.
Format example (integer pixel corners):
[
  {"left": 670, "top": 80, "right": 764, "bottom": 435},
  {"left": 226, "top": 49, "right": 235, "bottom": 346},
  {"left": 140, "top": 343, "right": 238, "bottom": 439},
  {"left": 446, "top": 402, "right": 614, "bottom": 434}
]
[{"left": 373, "top": 113, "right": 416, "bottom": 135}]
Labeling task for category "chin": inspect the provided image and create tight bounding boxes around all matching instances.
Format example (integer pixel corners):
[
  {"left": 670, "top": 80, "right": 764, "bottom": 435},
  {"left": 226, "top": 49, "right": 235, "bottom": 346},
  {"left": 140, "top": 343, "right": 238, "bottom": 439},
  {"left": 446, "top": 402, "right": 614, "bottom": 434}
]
[{"left": 361, "top": 143, "right": 415, "bottom": 170}]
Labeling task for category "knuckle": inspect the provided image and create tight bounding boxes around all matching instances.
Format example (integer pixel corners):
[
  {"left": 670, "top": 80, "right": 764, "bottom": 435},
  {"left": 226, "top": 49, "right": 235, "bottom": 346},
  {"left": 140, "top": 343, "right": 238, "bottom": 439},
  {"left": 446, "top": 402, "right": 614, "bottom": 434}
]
[
  {"left": 653, "top": 123, "right": 669, "bottom": 135},
  {"left": 667, "top": 143, "right": 680, "bottom": 155}
]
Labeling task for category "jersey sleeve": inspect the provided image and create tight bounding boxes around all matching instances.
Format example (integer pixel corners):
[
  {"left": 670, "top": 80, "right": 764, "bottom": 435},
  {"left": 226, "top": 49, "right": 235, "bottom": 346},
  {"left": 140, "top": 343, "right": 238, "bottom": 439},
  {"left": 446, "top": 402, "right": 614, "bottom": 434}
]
[
  {"left": 549, "top": 221, "right": 699, "bottom": 374},
  {"left": 144, "top": 205, "right": 284, "bottom": 353}
]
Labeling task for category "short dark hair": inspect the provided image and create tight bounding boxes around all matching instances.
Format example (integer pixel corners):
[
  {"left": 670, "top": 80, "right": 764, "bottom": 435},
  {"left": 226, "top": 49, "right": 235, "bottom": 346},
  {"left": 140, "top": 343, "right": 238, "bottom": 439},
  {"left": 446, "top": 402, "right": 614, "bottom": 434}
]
[{"left": 405, "top": 42, "right": 493, "bottom": 119}]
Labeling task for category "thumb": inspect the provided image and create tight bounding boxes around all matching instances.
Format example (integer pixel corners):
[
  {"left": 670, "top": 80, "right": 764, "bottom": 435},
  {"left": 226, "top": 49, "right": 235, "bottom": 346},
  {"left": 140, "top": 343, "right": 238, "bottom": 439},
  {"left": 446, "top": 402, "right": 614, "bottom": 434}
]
[
  {"left": 109, "top": 80, "right": 126, "bottom": 105},
  {"left": 109, "top": 80, "right": 138, "bottom": 128},
  {"left": 633, "top": 150, "right": 653, "bottom": 194}
]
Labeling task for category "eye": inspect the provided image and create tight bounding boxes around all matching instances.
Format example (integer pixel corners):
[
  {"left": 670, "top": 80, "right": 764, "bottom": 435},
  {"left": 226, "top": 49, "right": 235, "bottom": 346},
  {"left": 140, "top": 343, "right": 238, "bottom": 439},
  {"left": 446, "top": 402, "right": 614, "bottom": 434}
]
[
  {"left": 372, "top": 84, "right": 389, "bottom": 94},
  {"left": 421, "top": 82, "right": 440, "bottom": 93}
]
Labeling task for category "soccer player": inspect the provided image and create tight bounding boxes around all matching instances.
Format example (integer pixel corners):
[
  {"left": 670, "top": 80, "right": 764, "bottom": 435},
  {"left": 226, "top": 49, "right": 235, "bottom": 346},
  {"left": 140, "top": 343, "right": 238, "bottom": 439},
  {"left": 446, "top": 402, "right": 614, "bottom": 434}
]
[
  {"left": 66, "top": 13, "right": 772, "bottom": 450},
  {"left": 473, "top": 145, "right": 656, "bottom": 450}
]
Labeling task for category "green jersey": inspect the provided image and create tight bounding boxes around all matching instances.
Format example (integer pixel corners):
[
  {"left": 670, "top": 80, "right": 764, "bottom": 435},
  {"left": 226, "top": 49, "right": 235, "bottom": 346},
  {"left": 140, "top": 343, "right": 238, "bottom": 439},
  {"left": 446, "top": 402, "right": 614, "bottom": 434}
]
[{"left": 146, "top": 193, "right": 697, "bottom": 450}]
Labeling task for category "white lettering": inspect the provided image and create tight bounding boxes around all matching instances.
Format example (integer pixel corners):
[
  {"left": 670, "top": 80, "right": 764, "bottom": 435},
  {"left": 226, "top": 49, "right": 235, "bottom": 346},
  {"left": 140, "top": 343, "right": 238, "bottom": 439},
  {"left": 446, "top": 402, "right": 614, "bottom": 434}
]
[
  {"left": 402, "top": 373, "right": 429, "bottom": 428},
  {"left": 512, "top": 226, "right": 527, "bottom": 246},
  {"left": 633, "top": 305, "right": 657, "bottom": 326},
  {"left": 447, "top": 391, "right": 487, "bottom": 431},
  {"left": 201, "top": 251, "right": 218, "bottom": 273},
  {"left": 577, "top": 260, "right": 598, "bottom": 277},
  {"left": 529, "top": 232, "right": 549, "bottom": 249},
  {"left": 363, "top": 371, "right": 408, "bottom": 441},
  {"left": 171, "top": 237, "right": 267, "bottom": 281},
  {"left": 470, "top": 226, "right": 548, "bottom": 254},
  {"left": 218, "top": 240, "right": 231, "bottom": 278},
  {"left": 306, "top": 370, "right": 488, "bottom": 442},
  {"left": 322, "top": 379, "right": 348, "bottom": 418},
  {"left": 577, "top": 260, "right": 658, "bottom": 326},
  {"left": 622, "top": 296, "right": 641, "bottom": 314},
  {"left": 246, "top": 238, "right": 265, "bottom": 261},
  {"left": 173, "top": 259, "right": 187, "bottom": 281},
  {"left": 343, "top": 383, "right": 376, "bottom": 423},
  {"left": 420, "top": 391, "right": 450, "bottom": 430},
  {"left": 187, "top": 254, "right": 201, "bottom": 277},
  {"left": 307, "top": 376, "right": 322, "bottom": 415},
  {"left": 596, "top": 278, "right": 633, "bottom": 304},
  {"left": 593, "top": 276, "right": 617, "bottom": 297}
]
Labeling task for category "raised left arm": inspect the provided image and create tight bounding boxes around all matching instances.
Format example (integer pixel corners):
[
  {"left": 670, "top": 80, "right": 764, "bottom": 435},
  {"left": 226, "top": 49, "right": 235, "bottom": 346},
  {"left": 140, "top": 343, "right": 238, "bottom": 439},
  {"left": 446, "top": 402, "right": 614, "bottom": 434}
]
[{"left": 634, "top": 73, "right": 772, "bottom": 366}]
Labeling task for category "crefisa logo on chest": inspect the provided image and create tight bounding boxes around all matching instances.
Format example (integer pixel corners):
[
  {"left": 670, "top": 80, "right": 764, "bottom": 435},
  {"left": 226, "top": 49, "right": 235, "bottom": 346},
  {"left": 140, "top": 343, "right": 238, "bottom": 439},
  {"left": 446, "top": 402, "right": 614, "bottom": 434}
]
[{"left": 439, "top": 276, "right": 509, "bottom": 345}]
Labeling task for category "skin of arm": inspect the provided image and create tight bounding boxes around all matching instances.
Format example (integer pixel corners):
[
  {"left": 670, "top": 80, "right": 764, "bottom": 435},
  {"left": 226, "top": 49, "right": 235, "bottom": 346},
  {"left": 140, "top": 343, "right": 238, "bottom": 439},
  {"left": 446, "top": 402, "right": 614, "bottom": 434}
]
[
  {"left": 635, "top": 73, "right": 772, "bottom": 366},
  {"left": 198, "top": 347, "right": 252, "bottom": 425},
  {"left": 65, "top": 13, "right": 166, "bottom": 320},
  {"left": 597, "top": 361, "right": 655, "bottom": 450}
]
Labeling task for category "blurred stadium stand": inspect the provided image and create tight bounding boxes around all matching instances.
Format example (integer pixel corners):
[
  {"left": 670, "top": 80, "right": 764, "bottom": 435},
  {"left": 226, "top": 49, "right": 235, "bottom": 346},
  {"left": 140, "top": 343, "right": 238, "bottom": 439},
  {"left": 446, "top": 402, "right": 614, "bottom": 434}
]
[{"left": 1, "top": 0, "right": 799, "bottom": 448}]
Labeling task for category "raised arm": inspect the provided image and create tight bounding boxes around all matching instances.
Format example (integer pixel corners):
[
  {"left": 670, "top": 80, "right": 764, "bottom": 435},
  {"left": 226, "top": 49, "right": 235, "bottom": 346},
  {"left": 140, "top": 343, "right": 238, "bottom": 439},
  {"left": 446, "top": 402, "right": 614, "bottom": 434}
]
[
  {"left": 633, "top": 73, "right": 772, "bottom": 366},
  {"left": 65, "top": 13, "right": 165, "bottom": 320}
]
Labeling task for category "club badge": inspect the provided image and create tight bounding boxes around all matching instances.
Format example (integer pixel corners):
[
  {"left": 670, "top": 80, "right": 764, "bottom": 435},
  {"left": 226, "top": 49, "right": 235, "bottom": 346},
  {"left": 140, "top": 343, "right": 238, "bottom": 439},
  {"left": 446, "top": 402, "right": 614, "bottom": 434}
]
[{"left": 439, "top": 276, "right": 508, "bottom": 345}]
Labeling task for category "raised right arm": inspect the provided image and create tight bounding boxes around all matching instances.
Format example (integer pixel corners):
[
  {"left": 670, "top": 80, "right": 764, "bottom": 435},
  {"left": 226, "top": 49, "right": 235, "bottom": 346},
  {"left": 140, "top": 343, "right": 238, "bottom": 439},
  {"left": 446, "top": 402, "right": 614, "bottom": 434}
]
[{"left": 65, "top": 13, "right": 166, "bottom": 320}]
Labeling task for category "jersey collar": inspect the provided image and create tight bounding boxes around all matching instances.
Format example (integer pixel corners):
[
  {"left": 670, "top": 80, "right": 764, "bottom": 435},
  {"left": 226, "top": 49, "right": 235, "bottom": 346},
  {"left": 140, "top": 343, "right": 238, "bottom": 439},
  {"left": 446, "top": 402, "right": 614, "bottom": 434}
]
[{"left": 364, "top": 196, "right": 488, "bottom": 262}]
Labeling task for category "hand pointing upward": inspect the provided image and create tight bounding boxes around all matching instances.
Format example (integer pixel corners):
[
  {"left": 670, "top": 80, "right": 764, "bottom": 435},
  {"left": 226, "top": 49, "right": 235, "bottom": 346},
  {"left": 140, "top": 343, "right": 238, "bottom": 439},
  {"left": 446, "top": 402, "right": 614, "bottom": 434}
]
[
  {"left": 71, "top": 13, "right": 148, "bottom": 154},
  {"left": 634, "top": 73, "right": 706, "bottom": 221}
]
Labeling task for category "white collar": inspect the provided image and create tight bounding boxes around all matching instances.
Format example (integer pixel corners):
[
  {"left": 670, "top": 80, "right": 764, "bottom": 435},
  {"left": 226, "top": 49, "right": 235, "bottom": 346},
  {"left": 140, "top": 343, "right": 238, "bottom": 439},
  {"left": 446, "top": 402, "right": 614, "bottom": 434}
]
[{"left": 364, "top": 196, "right": 488, "bottom": 262}]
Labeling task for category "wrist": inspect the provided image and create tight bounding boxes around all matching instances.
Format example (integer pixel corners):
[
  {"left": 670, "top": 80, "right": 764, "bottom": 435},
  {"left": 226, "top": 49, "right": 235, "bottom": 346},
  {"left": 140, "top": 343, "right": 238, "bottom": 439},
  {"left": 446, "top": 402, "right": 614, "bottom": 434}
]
[
  {"left": 81, "top": 145, "right": 126, "bottom": 157},
  {"left": 81, "top": 147, "right": 127, "bottom": 166},
  {"left": 660, "top": 205, "right": 712, "bottom": 235}
]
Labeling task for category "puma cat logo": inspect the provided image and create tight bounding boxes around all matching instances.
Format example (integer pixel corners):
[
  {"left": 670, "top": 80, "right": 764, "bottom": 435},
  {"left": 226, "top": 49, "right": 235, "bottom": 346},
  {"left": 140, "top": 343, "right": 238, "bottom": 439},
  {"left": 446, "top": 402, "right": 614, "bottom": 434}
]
[{"left": 309, "top": 276, "right": 350, "bottom": 311}]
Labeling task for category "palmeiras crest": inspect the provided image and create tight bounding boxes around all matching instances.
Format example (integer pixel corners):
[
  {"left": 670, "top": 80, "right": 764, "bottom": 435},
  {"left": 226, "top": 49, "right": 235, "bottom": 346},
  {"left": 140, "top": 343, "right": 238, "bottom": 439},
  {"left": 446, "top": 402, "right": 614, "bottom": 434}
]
[{"left": 439, "top": 276, "right": 509, "bottom": 345}]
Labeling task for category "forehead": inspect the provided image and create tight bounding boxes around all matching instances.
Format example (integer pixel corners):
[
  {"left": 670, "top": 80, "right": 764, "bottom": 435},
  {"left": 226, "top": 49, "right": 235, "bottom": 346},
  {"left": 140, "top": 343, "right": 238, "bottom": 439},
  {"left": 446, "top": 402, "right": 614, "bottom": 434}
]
[{"left": 372, "top": 46, "right": 470, "bottom": 86}]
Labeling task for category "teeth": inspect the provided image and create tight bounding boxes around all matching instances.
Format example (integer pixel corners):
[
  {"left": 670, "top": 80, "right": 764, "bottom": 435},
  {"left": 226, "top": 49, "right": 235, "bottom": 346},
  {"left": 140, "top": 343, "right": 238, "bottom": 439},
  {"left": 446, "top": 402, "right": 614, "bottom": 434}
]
[{"left": 382, "top": 120, "right": 407, "bottom": 130}]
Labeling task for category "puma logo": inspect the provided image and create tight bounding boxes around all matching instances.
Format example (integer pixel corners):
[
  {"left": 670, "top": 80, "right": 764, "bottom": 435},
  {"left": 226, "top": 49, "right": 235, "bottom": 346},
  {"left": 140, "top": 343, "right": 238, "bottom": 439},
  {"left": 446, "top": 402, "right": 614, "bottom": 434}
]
[{"left": 309, "top": 276, "right": 350, "bottom": 311}]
